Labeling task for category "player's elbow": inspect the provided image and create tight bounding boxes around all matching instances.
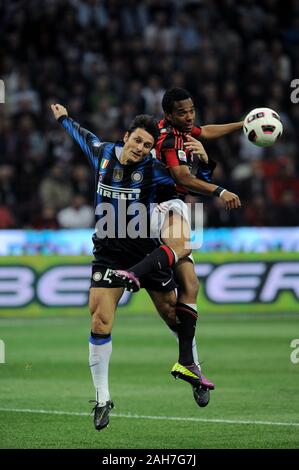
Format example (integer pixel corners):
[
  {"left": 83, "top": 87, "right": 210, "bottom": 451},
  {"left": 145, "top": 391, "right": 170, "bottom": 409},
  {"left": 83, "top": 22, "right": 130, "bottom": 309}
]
[
  {"left": 180, "top": 174, "right": 197, "bottom": 192},
  {"left": 200, "top": 126, "right": 212, "bottom": 139}
]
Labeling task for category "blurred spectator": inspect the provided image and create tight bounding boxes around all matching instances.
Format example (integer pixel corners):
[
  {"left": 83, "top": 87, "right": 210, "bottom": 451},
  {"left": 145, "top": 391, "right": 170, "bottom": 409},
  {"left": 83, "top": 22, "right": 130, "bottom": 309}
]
[
  {"left": 0, "top": 164, "right": 17, "bottom": 207},
  {"left": 31, "top": 206, "right": 59, "bottom": 229},
  {"left": 0, "top": 205, "right": 16, "bottom": 228},
  {"left": 71, "top": 164, "right": 93, "bottom": 201},
  {"left": 57, "top": 194, "right": 94, "bottom": 228},
  {"left": 141, "top": 76, "right": 165, "bottom": 115},
  {"left": 144, "top": 10, "right": 177, "bottom": 53},
  {"left": 274, "top": 190, "right": 299, "bottom": 226},
  {"left": 243, "top": 195, "right": 274, "bottom": 227},
  {"left": 39, "top": 163, "right": 73, "bottom": 211},
  {"left": 0, "top": 0, "right": 298, "bottom": 228}
]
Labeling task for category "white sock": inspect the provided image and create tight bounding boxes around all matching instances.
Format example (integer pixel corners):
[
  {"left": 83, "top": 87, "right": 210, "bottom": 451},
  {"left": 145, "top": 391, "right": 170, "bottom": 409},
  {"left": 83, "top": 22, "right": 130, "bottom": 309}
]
[{"left": 89, "top": 335, "right": 112, "bottom": 405}]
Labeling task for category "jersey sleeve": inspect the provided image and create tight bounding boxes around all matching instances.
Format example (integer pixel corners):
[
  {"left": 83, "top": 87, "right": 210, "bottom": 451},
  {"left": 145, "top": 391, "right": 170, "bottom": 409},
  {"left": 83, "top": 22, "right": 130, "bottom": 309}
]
[
  {"left": 58, "top": 116, "right": 101, "bottom": 171},
  {"left": 159, "top": 132, "right": 188, "bottom": 168},
  {"left": 191, "top": 126, "right": 202, "bottom": 138},
  {"left": 152, "top": 160, "right": 177, "bottom": 202}
]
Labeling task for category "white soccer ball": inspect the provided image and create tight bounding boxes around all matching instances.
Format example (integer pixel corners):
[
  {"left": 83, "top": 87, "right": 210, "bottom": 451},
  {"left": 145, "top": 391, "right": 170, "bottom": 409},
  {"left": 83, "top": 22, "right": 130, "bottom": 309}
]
[{"left": 243, "top": 107, "right": 283, "bottom": 147}]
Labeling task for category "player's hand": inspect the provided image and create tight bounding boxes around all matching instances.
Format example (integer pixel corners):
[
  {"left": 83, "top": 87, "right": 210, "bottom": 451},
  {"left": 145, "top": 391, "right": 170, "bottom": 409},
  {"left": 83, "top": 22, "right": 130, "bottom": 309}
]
[
  {"left": 51, "top": 103, "right": 68, "bottom": 120},
  {"left": 220, "top": 190, "right": 241, "bottom": 210},
  {"left": 184, "top": 135, "right": 209, "bottom": 164}
]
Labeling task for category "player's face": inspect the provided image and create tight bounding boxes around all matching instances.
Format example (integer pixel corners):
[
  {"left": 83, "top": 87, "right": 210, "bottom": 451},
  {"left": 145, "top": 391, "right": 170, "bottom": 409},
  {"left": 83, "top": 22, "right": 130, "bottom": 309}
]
[
  {"left": 122, "top": 128, "right": 154, "bottom": 164},
  {"left": 166, "top": 98, "right": 195, "bottom": 133}
]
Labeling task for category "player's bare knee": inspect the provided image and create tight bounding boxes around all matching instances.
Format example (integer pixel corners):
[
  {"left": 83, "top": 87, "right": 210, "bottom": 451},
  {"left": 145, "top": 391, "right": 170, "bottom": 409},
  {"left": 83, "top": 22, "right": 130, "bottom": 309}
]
[
  {"left": 179, "top": 247, "right": 192, "bottom": 259},
  {"left": 91, "top": 310, "right": 112, "bottom": 334},
  {"left": 167, "top": 242, "right": 191, "bottom": 261},
  {"left": 179, "top": 277, "right": 199, "bottom": 302}
]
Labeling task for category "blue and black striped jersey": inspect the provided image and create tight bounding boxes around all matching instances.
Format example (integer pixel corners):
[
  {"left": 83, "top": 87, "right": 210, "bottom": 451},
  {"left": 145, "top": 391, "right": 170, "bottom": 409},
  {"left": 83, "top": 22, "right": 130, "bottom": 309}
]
[{"left": 59, "top": 116, "right": 177, "bottom": 242}]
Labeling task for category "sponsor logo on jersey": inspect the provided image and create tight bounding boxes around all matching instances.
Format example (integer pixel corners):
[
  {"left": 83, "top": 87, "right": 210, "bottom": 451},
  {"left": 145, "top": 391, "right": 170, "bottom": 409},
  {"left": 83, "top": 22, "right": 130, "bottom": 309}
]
[
  {"left": 178, "top": 150, "right": 187, "bottom": 162},
  {"left": 113, "top": 169, "right": 123, "bottom": 182},
  {"left": 131, "top": 171, "right": 143, "bottom": 183},
  {"left": 97, "top": 182, "right": 141, "bottom": 200}
]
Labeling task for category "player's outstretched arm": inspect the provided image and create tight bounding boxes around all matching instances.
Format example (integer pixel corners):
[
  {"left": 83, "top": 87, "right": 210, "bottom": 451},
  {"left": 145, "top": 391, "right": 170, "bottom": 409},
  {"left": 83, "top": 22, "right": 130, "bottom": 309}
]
[
  {"left": 200, "top": 121, "right": 244, "bottom": 140},
  {"left": 50, "top": 103, "right": 101, "bottom": 169},
  {"left": 170, "top": 165, "right": 241, "bottom": 210}
]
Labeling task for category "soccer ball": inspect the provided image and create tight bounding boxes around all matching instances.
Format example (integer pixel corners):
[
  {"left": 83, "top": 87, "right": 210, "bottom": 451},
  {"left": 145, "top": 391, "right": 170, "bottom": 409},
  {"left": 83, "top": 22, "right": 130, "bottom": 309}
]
[{"left": 243, "top": 107, "right": 283, "bottom": 147}]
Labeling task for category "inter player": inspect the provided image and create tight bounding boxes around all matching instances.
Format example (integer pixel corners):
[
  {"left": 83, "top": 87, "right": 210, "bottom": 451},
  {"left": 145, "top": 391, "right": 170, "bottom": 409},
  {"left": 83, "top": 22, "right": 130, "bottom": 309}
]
[
  {"left": 112, "top": 88, "right": 242, "bottom": 401},
  {"left": 51, "top": 103, "right": 218, "bottom": 431}
]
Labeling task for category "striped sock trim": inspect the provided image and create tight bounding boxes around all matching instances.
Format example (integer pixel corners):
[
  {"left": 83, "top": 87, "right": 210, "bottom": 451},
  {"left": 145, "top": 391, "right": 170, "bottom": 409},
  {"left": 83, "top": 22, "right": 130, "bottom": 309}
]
[
  {"left": 186, "top": 303, "right": 197, "bottom": 312},
  {"left": 176, "top": 302, "right": 198, "bottom": 319},
  {"left": 160, "top": 245, "right": 175, "bottom": 266},
  {"left": 89, "top": 334, "right": 112, "bottom": 346}
]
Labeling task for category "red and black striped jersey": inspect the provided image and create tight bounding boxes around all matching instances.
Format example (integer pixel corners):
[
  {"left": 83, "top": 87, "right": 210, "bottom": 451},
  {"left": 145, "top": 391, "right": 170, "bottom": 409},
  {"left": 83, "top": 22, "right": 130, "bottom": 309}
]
[
  {"left": 155, "top": 119, "right": 202, "bottom": 168},
  {"left": 155, "top": 119, "right": 205, "bottom": 195}
]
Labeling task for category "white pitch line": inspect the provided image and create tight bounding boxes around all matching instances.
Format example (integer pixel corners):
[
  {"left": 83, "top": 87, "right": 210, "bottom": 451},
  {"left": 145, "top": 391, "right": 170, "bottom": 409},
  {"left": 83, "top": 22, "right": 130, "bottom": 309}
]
[{"left": 0, "top": 407, "right": 298, "bottom": 428}]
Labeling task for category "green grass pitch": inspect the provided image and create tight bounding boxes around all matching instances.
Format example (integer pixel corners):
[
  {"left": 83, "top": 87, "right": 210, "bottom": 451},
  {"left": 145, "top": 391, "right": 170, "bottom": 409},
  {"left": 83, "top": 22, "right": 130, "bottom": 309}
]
[{"left": 0, "top": 312, "right": 298, "bottom": 449}]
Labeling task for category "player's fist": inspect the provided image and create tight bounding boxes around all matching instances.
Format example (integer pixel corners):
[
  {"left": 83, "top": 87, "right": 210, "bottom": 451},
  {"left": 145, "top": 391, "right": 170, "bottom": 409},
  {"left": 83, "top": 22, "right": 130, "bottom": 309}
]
[
  {"left": 220, "top": 190, "right": 241, "bottom": 210},
  {"left": 51, "top": 104, "right": 68, "bottom": 120}
]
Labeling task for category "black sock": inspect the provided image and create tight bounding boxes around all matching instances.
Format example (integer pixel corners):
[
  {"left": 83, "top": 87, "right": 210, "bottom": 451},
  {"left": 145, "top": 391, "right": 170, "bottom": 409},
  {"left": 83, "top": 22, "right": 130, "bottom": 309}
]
[
  {"left": 129, "top": 245, "right": 175, "bottom": 278},
  {"left": 168, "top": 323, "right": 178, "bottom": 333},
  {"left": 175, "top": 302, "right": 198, "bottom": 365}
]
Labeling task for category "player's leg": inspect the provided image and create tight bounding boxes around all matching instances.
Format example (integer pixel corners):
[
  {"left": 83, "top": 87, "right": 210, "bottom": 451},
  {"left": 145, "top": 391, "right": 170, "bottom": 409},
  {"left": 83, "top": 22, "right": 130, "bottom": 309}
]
[
  {"left": 172, "top": 258, "right": 215, "bottom": 406},
  {"left": 147, "top": 287, "right": 214, "bottom": 407},
  {"left": 160, "top": 211, "right": 191, "bottom": 259},
  {"left": 88, "top": 285, "right": 124, "bottom": 430},
  {"left": 147, "top": 288, "right": 177, "bottom": 328},
  {"left": 110, "top": 202, "right": 191, "bottom": 291},
  {"left": 148, "top": 285, "right": 199, "bottom": 365},
  {"left": 174, "top": 257, "right": 200, "bottom": 365}
]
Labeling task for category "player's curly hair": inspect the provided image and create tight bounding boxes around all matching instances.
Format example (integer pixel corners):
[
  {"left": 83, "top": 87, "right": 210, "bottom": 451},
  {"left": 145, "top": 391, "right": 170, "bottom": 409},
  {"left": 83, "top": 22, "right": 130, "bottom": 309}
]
[
  {"left": 162, "top": 87, "right": 192, "bottom": 114},
  {"left": 127, "top": 114, "right": 159, "bottom": 144}
]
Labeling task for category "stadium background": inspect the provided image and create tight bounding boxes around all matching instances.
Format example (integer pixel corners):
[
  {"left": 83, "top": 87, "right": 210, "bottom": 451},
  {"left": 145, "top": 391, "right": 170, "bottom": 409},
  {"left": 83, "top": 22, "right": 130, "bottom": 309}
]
[{"left": 0, "top": 0, "right": 299, "bottom": 451}]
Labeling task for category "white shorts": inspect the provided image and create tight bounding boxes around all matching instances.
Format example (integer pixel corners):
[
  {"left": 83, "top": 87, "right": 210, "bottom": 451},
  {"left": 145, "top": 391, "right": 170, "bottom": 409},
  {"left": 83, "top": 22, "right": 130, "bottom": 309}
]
[
  {"left": 150, "top": 199, "right": 194, "bottom": 264},
  {"left": 150, "top": 199, "right": 189, "bottom": 238}
]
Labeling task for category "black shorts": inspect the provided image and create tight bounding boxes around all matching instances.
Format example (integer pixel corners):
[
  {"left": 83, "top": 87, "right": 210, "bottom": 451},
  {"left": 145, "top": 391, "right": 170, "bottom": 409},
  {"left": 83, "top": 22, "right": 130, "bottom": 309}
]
[{"left": 90, "top": 235, "right": 177, "bottom": 292}]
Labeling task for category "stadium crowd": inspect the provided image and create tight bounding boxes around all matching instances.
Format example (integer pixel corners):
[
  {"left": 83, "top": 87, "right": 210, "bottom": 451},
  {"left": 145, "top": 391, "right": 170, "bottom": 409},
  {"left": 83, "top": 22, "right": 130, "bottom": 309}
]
[{"left": 0, "top": 0, "right": 299, "bottom": 229}]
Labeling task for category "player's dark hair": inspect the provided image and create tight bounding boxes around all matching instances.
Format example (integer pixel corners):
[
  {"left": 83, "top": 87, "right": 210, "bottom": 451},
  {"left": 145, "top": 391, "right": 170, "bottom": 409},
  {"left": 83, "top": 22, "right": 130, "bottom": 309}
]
[
  {"left": 127, "top": 114, "right": 159, "bottom": 144},
  {"left": 162, "top": 87, "right": 192, "bottom": 113}
]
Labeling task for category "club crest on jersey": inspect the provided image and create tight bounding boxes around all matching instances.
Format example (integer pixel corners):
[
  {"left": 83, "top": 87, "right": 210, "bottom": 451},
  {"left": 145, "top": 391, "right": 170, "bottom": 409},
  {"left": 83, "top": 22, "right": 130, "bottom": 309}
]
[
  {"left": 178, "top": 150, "right": 187, "bottom": 162},
  {"left": 93, "top": 272, "right": 102, "bottom": 281},
  {"left": 131, "top": 171, "right": 143, "bottom": 183},
  {"left": 100, "top": 159, "right": 109, "bottom": 169},
  {"left": 113, "top": 169, "right": 123, "bottom": 182}
]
